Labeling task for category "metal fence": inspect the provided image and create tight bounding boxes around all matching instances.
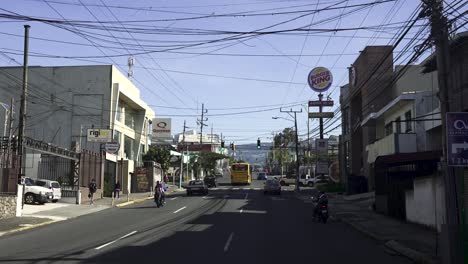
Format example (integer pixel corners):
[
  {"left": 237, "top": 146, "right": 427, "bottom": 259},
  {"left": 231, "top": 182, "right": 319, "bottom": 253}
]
[
  {"left": 0, "top": 137, "right": 19, "bottom": 194},
  {"left": 79, "top": 150, "right": 103, "bottom": 189}
]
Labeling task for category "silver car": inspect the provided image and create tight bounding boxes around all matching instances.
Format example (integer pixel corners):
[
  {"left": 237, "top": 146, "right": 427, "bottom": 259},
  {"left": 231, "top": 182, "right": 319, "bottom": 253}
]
[{"left": 264, "top": 179, "right": 281, "bottom": 195}]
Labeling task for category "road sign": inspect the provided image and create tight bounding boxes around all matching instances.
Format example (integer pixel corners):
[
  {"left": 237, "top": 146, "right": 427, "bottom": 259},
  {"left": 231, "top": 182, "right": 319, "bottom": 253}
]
[
  {"left": 104, "top": 142, "right": 120, "bottom": 153},
  {"left": 308, "top": 100, "right": 334, "bottom": 107},
  {"left": 447, "top": 112, "right": 468, "bottom": 166},
  {"left": 308, "top": 67, "right": 333, "bottom": 93},
  {"left": 87, "top": 129, "right": 112, "bottom": 143},
  {"left": 315, "top": 139, "right": 328, "bottom": 155},
  {"left": 316, "top": 161, "right": 328, "bottom": 174},
  {"left": 308, "top": 112, "right": 334, "bottom": 118}
]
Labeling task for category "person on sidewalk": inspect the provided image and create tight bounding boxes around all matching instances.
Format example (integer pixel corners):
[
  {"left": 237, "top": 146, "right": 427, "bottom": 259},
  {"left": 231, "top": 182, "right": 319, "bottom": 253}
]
[
  {"left": 88, "top": 178, "right": 97, "bottom": 205},
  {"left": 114, "top": 181, "right": 121, "bottom": 199}
]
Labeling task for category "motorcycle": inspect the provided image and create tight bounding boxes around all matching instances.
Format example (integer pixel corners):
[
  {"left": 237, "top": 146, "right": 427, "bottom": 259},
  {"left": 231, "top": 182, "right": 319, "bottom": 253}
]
[
  {"left": 312, "top": 197, "right": 329, "bottom": 224},
  {"left": 316, "top": 203, "right": 329, "bottom": 224},
  {"left": 154, "top": 192, "right": 165, "bottom": 208}
]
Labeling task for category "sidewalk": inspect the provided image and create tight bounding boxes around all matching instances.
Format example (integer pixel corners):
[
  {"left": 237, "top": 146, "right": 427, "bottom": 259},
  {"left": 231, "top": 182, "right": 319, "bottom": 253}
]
[
  {"left": 296, "top": 189, "right": 440, "bottom": 264},
  {"left": 0, "top": 184, "right": 184, "bottom": 237}
]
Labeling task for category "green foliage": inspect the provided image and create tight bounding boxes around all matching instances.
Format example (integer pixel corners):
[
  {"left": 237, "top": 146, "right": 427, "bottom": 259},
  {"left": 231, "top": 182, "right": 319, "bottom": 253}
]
[
  {"left": 317, "top": 182, "right": 345, "bottom": 193},
  {"left": 143, "top": 146, "right": 171, "bottom": 171},
  {"left": 198, "top": 151, "right": 227, "bottom": 174}
]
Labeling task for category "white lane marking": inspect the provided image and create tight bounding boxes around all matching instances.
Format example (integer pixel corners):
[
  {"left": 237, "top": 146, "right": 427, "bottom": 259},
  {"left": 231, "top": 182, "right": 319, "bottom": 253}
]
[
  {"left": 169, "top": 197, "right": 178, "bottom": 201},
  {"left": 95, "top": 231, "right": 137, "bottom": 250},
  {"left": 254, "top": 188, "right": 261, "bottom": 190},
  {"left": 224, "top": 232, "right": 234, "bottom": 252},
  {"left": 244, "top": 193, "right": 248, "bottom": 200},
  {"left": 173, "top": 206, "right": 186, "bottom": 214},
  {"left": 212, "top": 188, "right": 218, "bottom": 190},
  {"left": 239, "top": 209, "right": 243, "bottom": 214},
  {"left": 233, "top": 188, "right": 240, "bottom": 190}
]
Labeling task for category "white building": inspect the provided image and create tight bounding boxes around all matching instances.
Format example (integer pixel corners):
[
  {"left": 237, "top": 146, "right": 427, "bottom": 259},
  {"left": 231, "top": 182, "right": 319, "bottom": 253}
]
[{"left": 0, "top": 65, "right": 155, "bottom": 198}]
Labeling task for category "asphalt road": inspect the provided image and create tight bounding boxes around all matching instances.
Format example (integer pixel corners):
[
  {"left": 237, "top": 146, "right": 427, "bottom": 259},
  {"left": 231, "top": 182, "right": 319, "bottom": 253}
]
[{"left": 0, "top": 177, "right": 411, "bottom": 264}]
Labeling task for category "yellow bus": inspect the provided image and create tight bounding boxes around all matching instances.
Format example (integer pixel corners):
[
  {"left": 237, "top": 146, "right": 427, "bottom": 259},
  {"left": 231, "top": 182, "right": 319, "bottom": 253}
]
[{"left": 230, "top": 163, "right": 252, "bottom": 185}]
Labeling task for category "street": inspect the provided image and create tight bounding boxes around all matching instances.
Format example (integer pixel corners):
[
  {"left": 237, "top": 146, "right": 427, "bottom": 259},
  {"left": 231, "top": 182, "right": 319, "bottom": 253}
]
[{"left": 0, "top": 178, "right": 411, "bottom": 264}]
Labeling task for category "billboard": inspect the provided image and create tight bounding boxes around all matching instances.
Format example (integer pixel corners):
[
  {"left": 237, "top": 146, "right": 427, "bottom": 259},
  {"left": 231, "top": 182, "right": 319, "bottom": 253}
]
[
  {"left": 447, "top": 112, "right": 468, "bottom": 166},
  {"left": 152, "top": 118, "right": 172, "bottom": 138},
  {"left": 87, "top": 129, "right": 112, "bottom": 143}
]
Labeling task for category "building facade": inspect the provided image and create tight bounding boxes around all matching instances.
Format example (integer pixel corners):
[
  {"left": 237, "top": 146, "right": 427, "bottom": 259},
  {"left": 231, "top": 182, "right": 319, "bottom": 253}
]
[{"left": 0, "top": 65, "right": 155, "bottom": 199}]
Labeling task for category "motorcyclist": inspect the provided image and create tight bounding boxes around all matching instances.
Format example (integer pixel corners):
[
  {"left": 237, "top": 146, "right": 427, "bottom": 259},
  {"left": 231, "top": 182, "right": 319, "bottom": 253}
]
[
  {"left": 154, "top": 181, "right": 165, "bottom": 206},
  {"left": 314, "top": 191, "right": 328, "bottom": 218}
]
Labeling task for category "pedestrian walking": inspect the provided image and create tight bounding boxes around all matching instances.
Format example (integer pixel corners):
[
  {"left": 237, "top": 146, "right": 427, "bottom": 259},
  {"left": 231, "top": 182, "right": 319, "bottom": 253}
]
[
  {"left": 114, "top": 181, "right": 121, "bottom": 199},
  {"left": 88, "top": 178, "right": 97, "bottom": 205}
]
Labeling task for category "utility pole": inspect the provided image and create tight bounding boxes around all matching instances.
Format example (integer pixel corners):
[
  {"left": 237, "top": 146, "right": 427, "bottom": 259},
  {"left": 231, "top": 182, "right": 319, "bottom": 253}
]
[
  {"left": 179, "top": 120, "right": 188, "bottom": 189},
  {"left": 7, "top": 98, "right": 14, "bottom": 167},
  {"left": 280, "top": 108, "right": 302, "bottom": 192},
  {"left": 198, "top": 103, "right": 208, "bottom": 146},
  {"left": 422, "top": 1, "right": 462, "bottom": 263},
  {"left": 17, "top": 25, "right": 30, "bottom": 207}
]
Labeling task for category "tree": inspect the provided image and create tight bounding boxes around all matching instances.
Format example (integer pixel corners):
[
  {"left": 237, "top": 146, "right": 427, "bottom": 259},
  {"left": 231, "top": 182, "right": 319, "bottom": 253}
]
[
  {"left": 198, "top": 151, "right": 228, "bottom": 176},
  {"left": 143, "top": 146, "right": 171, "bottom": 172}
]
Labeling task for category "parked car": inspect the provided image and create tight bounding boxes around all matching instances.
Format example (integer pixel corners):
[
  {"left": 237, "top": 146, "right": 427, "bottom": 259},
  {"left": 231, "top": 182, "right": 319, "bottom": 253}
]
[
  {"left": 257, "top": 172, "right": 267, "bottom": 180},
  {"left": 35, "top": 179, "right": 62, "bottom": 203},
  {"left": 279, "top": 175, "right": 296, "bottom": 186},
  {"left": 264, "top": 179, "right": 281, "bottom": 195},
  {"left": 24, "top": 178, "right": 53, "bottom": 205},
  {"left": 203, "top": 176, "right": 217, "bottom": 188},
  {"left": 186, "top": 180, "right": 208, "bottom": 196}
]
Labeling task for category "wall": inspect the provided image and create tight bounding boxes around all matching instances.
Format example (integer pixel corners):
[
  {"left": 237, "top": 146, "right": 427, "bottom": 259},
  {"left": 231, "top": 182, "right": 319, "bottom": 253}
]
[
  {"left": 405, "top": 175, "right": 445, "bottom": 231},
  {"left": 393, "top": 65, "right": 438, "bottom": 96},
  {"left": 0, "top": 194, "right": 17, "bottom": 219},
  {"left": 0, "top": 65, "right": 113, "bottom": 153}
]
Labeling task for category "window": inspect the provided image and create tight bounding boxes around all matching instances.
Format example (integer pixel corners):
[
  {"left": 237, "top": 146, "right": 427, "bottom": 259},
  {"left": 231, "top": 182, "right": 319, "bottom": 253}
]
[
  {"left": 385, "top": 123, "right": 393, "bottom": 136},
  {"left": 125, "top": 108, "right": 135, "bottom": 129},
  {"left": 116, "top": 101, "right": 124, "bottom": 122},
  {"left": 405, "top": 111, "right": 412, "bottom": 132},
  {"left": 113, "top": 130, "right": 121, "bottom": 143},
  {"left": 124, "top": 136, "right": 134, "bottom": 160},
  {"left": 395, "top": 117, "right": 401, "bottom": 134}
]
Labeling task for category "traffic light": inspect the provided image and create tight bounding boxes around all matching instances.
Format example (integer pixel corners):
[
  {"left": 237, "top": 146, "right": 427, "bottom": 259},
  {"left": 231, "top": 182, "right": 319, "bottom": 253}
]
[
  {"left": 257, "top": 138, "right": 261, "bottom": 149},
  {"left": 221, "top": 141, "right": 225, "bottom": 150}
]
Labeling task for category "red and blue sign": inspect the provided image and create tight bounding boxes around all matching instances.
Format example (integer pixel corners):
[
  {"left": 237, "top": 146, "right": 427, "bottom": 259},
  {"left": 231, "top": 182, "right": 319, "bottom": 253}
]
[
  {"left": 447, "top": 112, "right": 468, "bottom": 167},
  {"left": 308, "top": 67, "right": 333, "bottom": 93}
]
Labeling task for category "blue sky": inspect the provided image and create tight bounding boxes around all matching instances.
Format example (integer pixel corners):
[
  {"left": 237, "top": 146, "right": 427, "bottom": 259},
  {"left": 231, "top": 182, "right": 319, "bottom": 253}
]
[{"left": 0, "top": 0, "right": 465, "bottom": 144}]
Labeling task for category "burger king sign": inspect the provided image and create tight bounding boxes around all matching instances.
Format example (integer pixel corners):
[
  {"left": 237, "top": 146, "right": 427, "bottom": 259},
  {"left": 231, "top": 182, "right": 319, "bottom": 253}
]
[{"left": 308, "top": 67, "right": 333, "bottom": 93}]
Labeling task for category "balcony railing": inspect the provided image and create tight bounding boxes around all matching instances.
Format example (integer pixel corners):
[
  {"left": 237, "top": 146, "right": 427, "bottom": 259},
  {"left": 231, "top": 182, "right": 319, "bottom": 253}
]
[{"left": 366, "top": 133, "right": 417, "bottom": 163}]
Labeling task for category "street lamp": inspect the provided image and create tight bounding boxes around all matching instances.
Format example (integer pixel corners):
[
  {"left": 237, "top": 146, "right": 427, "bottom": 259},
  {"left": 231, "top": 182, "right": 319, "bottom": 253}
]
[
  {"left": 272, "top": 110, "right": 302, "bottom": 192},
  {"left": 272, "top": 116, "right": 294, "bottom": 122}
]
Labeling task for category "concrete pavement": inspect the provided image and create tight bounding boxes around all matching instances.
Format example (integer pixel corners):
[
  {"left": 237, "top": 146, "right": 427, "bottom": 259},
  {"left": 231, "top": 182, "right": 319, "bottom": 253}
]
[
  {"left": 296, "top": 189, "right": 440, "bottom": 264},
  {"left": 0, "top": 178, "right": 411, "bottom": 264},
  {"left": 0, "top": 184, "right": 184, "bottom": 237}
]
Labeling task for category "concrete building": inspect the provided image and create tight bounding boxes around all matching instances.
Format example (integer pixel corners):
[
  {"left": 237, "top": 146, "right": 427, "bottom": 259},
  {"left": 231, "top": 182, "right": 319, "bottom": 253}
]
[
  {"left": 340, "top": 46, "right": 395, "bottom": 193},
  {"left": 0, "top": 65, "right": 155, "bottom": 199}
]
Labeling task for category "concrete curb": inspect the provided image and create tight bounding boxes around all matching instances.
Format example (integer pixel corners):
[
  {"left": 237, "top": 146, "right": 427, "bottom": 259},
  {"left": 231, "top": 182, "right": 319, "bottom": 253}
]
[
  {"left": 115, "top": 196, "right": 152, "bottom": 207},
  {"left": 0, "top": 219, "right": 63, "bottom": 237},
  {"left": 384, "top": 240, "right": 440, "bottom": 264},
  {"left": 116, "top": 189, "right": 184, "bottom": 208},
  {"left": 334, "top": 213, "right": 439, "bottom": 264},
  {"left": 335, "top": 216, "right": 387, "bottom": 242}
]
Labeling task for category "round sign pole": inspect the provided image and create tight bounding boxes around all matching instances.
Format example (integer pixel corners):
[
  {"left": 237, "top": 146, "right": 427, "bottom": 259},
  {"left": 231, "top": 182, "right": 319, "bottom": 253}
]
[{"left": 308, "top": 67, "right": 333, "bottom": 139}]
